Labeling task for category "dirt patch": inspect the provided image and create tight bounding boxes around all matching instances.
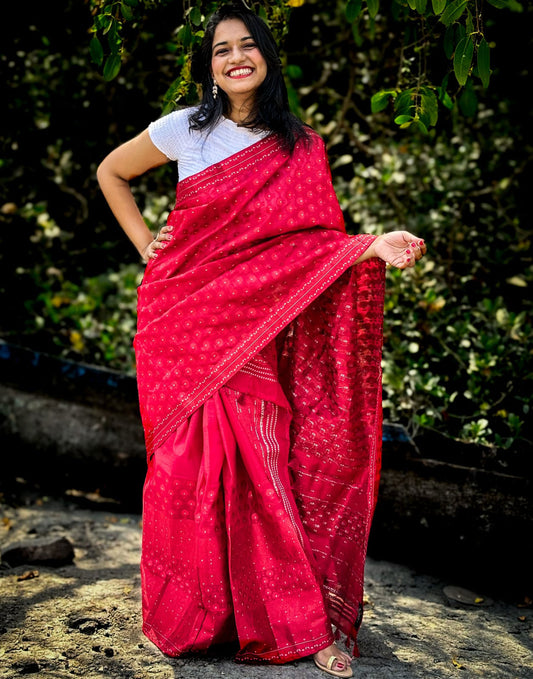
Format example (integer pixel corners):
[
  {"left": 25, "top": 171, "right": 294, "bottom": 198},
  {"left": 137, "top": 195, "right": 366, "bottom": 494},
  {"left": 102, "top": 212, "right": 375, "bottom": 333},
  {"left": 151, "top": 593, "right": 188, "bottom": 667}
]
[{"left": 1, "top": 497, "right": 531, "bottom": 678}]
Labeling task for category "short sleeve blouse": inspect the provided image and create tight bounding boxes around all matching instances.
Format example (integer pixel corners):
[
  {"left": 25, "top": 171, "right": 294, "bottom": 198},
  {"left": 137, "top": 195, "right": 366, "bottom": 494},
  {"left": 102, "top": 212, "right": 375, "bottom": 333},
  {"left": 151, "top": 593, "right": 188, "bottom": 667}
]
[{"left": 148, "top": 107, "right": 268, "bottom": 181}]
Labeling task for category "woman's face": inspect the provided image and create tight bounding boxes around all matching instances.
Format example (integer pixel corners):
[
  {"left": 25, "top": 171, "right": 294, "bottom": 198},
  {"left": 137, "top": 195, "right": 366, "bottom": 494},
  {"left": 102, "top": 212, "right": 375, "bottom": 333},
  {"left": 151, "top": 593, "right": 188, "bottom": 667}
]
[{"left": 210, "top": 18, "right": 267, "bottom": 104}]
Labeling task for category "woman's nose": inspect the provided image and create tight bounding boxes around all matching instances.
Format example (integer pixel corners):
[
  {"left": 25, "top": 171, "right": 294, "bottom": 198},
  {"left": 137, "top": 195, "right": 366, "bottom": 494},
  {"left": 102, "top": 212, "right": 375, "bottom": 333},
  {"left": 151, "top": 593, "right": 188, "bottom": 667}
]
[{"left": 228, "top": 47, "right": 246, "bottom": 63}]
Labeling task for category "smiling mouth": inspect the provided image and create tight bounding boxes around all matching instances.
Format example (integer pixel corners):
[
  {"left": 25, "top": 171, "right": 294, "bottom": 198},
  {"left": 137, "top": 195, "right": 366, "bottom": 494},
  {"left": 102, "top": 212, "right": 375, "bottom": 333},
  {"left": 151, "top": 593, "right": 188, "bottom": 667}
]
[{"left": 226, "top": 67, "right": 254, "bottom": 78}]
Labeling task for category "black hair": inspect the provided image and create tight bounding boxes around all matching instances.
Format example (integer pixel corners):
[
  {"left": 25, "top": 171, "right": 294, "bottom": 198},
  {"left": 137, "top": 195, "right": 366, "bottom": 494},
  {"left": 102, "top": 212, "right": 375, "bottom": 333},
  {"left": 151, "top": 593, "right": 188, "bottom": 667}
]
[{"left": 189, "top": 1, "right": 309, "bottom": 153}]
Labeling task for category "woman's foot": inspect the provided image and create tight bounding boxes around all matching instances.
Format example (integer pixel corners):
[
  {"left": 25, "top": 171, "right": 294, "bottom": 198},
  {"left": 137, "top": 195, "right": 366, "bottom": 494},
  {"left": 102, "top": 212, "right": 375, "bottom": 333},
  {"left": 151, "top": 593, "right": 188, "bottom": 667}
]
[{"left": 313, "top": 643, "right": 353, "bottom": 677}]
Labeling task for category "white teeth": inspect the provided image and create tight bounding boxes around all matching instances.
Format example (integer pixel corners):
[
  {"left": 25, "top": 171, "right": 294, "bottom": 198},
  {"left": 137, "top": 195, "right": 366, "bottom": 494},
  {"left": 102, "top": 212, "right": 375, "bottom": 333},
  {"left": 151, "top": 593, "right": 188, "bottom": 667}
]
[{"left": 228, "top": 68, "right": 252, "bottom": 77}]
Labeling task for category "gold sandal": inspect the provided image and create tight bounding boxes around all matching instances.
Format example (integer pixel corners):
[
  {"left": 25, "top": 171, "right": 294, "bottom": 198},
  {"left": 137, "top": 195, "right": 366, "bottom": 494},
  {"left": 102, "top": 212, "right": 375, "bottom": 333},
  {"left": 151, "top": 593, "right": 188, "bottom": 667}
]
[{"left": 313, "top": 654, "right": 353, "bottom": 678}]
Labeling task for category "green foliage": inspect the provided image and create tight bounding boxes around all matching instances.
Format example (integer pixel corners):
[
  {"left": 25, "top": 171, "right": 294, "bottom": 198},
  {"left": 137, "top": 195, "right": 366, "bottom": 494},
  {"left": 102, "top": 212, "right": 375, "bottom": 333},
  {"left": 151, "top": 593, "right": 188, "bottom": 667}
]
[
  {"left": 24, "top": 264, "right": 143, "bottom": 372},
  {"left": 343, "top": 0, "right": 523, "bottom": 133}
]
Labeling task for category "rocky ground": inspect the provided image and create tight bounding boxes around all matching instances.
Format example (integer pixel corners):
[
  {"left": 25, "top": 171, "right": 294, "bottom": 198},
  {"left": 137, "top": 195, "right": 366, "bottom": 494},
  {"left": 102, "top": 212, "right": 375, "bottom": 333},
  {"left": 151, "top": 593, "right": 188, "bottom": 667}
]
[{"left": 0, "top": 495, "right": 531, "bottom": 679}]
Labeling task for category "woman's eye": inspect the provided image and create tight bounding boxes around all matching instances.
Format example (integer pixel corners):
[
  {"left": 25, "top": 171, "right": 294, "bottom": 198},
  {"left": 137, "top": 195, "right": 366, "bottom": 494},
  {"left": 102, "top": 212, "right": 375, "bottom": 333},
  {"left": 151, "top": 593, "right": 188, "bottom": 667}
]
[
  {"left": 243, "top": 43, "right": 257, "bottom": 49},
  {"left": 215, "top": 49, "right": 228, "bottom": 56}
]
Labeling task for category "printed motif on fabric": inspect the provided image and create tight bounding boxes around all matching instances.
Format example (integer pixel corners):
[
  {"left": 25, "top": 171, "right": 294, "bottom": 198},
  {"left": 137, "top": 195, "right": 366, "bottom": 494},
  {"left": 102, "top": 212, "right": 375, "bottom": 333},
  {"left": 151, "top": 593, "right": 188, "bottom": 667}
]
[{"left": 239, "top": 352, "right": 279, "bottom": 384}]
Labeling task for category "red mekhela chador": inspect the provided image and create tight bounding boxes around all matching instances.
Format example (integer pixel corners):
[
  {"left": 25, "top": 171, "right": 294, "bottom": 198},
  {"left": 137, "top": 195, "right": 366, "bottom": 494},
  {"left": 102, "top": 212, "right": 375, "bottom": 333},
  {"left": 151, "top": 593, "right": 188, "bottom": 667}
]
[{"left": 134, "top": 130, "right": 386, "bottom": 663}]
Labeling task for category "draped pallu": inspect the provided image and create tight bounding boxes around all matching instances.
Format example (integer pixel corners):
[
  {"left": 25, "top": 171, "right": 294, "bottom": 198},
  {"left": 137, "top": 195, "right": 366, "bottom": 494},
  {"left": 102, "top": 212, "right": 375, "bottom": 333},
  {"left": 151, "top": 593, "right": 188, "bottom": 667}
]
[{"left": 135, "top": 131, "right": 386, "bottom": 663}]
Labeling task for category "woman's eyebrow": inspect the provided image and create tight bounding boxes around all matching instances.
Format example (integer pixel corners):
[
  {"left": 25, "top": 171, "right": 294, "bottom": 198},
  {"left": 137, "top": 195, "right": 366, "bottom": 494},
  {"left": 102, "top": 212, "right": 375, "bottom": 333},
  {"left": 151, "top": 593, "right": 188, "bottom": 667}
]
[{"left": 212, "top": 36, "right": 254, "bottom": 51}]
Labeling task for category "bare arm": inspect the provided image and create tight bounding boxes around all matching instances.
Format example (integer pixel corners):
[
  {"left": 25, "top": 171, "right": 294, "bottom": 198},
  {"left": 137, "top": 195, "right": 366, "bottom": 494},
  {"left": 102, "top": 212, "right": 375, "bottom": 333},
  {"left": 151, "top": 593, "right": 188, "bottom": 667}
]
[{"left": 96, "top": 129, "right": 170, "bottom": 261}]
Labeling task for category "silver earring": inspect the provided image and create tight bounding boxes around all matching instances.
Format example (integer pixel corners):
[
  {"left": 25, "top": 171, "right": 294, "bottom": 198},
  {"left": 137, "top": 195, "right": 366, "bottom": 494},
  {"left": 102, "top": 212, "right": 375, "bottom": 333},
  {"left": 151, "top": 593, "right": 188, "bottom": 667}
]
[{"left": 212, "top": 80, "right": 218, "bottom": 100}]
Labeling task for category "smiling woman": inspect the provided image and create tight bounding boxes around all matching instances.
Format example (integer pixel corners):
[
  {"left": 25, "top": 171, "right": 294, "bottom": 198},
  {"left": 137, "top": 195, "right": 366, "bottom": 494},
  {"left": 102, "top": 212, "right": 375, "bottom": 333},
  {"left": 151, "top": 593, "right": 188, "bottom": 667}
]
[
  {"left": 96, "top": 1, "right": 426, "bottom": 677},
  {"left": 187, "top": 1, "right": 309, "bottom": 152},
  {"left": 210, "top": 20, "right": 268, "bottom": 119}
]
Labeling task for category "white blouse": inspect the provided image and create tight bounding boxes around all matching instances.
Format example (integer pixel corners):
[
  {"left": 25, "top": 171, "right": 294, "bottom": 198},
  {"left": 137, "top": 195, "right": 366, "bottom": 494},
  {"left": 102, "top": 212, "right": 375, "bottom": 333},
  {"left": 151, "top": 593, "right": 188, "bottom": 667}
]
[{"left": 148, "top": 107, "right": 268, "bottom": 181}]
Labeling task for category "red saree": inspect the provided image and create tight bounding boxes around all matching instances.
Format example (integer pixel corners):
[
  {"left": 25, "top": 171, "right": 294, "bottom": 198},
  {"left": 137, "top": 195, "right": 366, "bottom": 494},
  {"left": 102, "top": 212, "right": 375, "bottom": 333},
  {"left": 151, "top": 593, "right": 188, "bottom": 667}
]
[{"left": 135, "top": 131, "right": 386, "bottom": 663}]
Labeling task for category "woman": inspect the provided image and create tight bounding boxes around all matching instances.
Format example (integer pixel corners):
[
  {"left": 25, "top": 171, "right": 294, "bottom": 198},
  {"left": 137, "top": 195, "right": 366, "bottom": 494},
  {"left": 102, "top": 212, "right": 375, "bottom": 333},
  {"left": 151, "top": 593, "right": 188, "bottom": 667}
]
[{"left": 97, "top": 3, "right": 426, "bottom": 677}]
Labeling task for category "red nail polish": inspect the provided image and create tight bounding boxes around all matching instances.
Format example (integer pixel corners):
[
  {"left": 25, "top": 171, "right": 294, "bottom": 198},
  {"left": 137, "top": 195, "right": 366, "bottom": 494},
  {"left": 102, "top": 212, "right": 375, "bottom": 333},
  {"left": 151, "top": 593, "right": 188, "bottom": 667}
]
[
  {"left": 418, "top": 240, "right": 424, "bottom": 245},
  {"left": 411, "top": 242, "right": 416, "bottom": 247},
  {"left": 406, "top": 249, "right": 411, "bottom": 254}
]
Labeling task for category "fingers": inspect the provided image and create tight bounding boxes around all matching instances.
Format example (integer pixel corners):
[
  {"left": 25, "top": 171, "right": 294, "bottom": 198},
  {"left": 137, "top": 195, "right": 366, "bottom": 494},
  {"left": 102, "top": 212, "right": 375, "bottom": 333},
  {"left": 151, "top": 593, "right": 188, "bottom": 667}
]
[
  {"left": 391, "top": 235, "right": 426, "bottom": 270},
  {"left": 147, "top": 225, "right": 174, "bottom": 260},
  {"left": 158, "top": 224, "right": 173, "bottom": 240},
  {"left": 405, "top": 235, "right": 426, "bottom": 265}
]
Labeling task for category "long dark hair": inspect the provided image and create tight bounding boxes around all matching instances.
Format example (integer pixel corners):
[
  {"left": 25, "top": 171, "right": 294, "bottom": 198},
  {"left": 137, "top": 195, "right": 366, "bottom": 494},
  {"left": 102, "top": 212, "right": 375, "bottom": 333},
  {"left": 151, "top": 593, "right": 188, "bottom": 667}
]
[{"left": 189, "top": 1, "right": 309, "bottom": 152}]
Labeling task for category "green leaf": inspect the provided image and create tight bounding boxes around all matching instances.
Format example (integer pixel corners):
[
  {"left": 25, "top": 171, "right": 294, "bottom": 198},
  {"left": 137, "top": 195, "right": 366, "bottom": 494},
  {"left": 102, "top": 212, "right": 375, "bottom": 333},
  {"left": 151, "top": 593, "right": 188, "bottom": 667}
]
[
  {"left": 177, "top": 23, "right": 193, "bottom": 48},
  {"left": 352, "top": 20, "right": 363, "bottom": 45},
  {"left": 394, "top": 114, "right": 413, "bottom": 125},
  {"left": 459, "top": 79, "right": 477, "bottom": 115},
  {"left": 465, "top": 8, "right": 474, "bottom": 35},
  {"left": 120, "top": 2, "right": 134, "bottom": 20},
  {"left": 123, "top": 0, "right": 138, "bottom": 6},
  {"left": 415, "top": 0, "right": 428, "bottom": 13},
  {"left": 367, "top": 0, "right": 379, "bottom": 18},
  {"left": 443, "top": 25, "right": 455, "bottom": 59},
  {"left": 103, "top": 53, "right": 121, "bottom": 81},
  {"left": 94, "top": 14, "right": 111, "bottom": 31},
  {"left": 477, "top": 37, "right": 491, "bottom": 88},
  {"left": 394, "top": 89, "right": 415, "bottom": 116},
  {"left": 258, "top": 6, "right": 269, "bottom": 23},
  {"left": 421, "top": 86, "right": 438, "bottom": 126},
  {"left": 107, "top": 21, "right": 121, "bottom": 51},
  {"left": 432, "top": 0, "right": 446, "bottom": 13},
  {"left": 411, "top": 119, "right": 429, "bottom": 134},
  {"left": 346, "top": 0, "right": 363, "bottom": 22},
  {"left": 453, "top": 35, "right": 474, "bottom": 86},
  {"left": 286, "top": 81, "right": 301, "bottom": 116},
  {"left": 102, "top": 15, "right": 114, "bottom": 35},
  {"left": 407, "top": 0, "right": 417, "bottom": 9},
  {"left": 286, "top": 64, "right": 303, "bottom": 79},
  {"left": 89, "top": 36, "right": 104, "bottom": 66},
  {"left": 440, "top": 0, "right": 468, "bottom": 25},
  {"left": 371, "top": 89, "right": 397, "bottom": 113},
  {"left": 437, "top": 84, "right": 454, "bottom": 109},
  {"left": 190, "top": 7, "right": 202, "bottom": 26}
]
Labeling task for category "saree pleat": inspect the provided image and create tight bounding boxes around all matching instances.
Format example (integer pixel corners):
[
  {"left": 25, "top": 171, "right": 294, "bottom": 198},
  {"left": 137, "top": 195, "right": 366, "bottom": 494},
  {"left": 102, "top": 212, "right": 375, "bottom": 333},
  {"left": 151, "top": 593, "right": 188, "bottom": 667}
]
[
  {"left": 137, "top": 132, "right": 386, "bottom": 661},
  {"left": 142, "top": 342, "right": 334, "bottom": 663}
]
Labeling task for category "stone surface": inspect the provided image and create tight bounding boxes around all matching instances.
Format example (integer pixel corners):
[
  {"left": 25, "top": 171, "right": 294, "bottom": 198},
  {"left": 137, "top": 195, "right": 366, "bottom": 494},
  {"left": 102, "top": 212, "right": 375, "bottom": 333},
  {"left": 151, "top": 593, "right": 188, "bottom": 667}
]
[
  {"left": 0, "top": 497, "right": 531, "bottom": 679},
  {"left": 1, "top": 536, "right": 74, "bottom": 567}
]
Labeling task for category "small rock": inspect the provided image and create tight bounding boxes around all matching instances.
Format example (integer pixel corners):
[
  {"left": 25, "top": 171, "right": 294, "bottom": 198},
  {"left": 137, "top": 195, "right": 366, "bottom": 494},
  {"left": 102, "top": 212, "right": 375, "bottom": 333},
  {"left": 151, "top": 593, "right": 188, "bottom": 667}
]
[
  {"left": 78, "top": 621, "right": 99, "bottom": 635},
  {"left": 68, "top": 615, "right": 110, "bottom": 635},
  {"left": 1, "top": 536, "right": 74, "bottom": 567},
  {"left": 17, "top": 570, "right": 40, "bottom": 582},
  {"left": 11, "top": 660, "right": 40, "bottom": 674},
  {"left": 443, "top": 585, "right": 493, "bottom": 606}
]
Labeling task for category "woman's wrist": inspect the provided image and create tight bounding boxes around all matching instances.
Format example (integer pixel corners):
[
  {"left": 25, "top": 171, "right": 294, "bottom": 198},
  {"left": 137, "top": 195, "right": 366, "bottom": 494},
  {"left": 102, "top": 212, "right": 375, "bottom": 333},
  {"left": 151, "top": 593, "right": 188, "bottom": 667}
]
[
  {"left": 140, "top": 238, "right": 155, "bottom": 262},
  {"left": 369, "top": 234, "right": 383, "bottom": 260}
]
